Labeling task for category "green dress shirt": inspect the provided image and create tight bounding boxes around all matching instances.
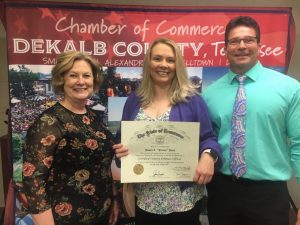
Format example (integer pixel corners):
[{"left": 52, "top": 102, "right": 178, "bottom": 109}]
[{"left": 203, "top": 61, "right": 300, "bottom": 183}]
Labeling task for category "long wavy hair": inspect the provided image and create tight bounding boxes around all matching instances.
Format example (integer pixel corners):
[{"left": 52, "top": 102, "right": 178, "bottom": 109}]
[{"left": 136, "top": 37, "right": 196, "bottom": 108}]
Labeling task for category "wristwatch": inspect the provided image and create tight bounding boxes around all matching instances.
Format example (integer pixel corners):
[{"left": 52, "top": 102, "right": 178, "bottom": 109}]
[{"left": 202, "top": 149, "right": 218, "bottom": 163}]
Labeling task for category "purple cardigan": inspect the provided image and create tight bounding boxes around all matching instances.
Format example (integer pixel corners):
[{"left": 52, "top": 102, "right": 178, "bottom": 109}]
[{"left": 119, "top": 92, "right": 222, "bottom": 168}]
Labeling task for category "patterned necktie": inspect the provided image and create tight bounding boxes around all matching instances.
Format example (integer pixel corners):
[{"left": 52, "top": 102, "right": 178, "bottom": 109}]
[{"left": 230, "top": 75, "right": 247, "bottom": 177}]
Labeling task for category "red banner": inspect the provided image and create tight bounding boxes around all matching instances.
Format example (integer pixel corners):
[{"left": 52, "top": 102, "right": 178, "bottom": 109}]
[{"left": 3, "top": 2, "right": 295, "bottom": 67}]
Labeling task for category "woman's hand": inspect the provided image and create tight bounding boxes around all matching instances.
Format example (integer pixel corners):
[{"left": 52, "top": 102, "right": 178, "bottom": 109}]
[
  {"left": 109, "top": 200, "right": 119, "bottom": 225},
  {"left": 193, "top": 152, "right": 215, "bottom": 184},
  {"left": 296, "top": 209, "right": 300, "bottom": 225},
  {"left": 113, "top": 144, "right": 128, "bottom": 159},
  {"left": 31, "top": 209, "right": 55, "bottom": 225}
]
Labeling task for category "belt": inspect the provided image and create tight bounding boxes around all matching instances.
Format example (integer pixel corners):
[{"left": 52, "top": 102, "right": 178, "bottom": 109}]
[{"left": 216, "top": 173, "right": 285, "bottom": 186}]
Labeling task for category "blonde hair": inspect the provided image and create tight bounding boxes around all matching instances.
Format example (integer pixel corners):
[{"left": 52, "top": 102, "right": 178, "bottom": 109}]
[
  {"left": 51, "top": 51, "right": 103, "bottom": 95},
  {"left": 136, "top": 37, "right": 196, "bottom": 107}
]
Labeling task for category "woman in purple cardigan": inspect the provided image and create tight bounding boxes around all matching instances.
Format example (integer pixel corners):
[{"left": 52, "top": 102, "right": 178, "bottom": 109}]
[{"left": 113, "top": 37, "right": 222, "bottom": 225}]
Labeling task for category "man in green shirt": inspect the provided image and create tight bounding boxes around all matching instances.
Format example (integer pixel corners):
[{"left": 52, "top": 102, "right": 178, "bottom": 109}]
[{"left": 203, "top": 16, "right": 300, "bottom": 225}]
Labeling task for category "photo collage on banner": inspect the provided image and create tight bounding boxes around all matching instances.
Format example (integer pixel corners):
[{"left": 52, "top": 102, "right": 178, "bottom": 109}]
[{"left": 1, "top": 1, "right": 295, "bottom": 224}]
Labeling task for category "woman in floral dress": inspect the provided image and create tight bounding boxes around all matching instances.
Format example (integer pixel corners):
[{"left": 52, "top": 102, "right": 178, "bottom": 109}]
[{"left": 22, "top": 51, "right": 119, "bottom": 225}]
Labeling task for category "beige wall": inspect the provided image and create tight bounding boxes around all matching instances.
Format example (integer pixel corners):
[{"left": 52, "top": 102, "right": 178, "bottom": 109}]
[{"left": 1, "top": 0, "right": 300, "bottom": 208}]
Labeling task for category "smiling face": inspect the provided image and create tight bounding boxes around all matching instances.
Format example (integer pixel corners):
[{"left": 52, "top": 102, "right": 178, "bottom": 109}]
[
  {"left": 225, "top": 26, "right": 261, "bottom": 75},
  {"left": 63, "top": 59, "right": 94, "bottom": 106},
  {"left": 149, "top": 43, "right": 176, "bottom": 88}
]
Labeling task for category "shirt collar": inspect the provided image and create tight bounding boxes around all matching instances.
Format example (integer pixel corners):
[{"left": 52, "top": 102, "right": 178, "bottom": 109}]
[{"left": 228, "top": 61, "right": 263, "bottom": 84}]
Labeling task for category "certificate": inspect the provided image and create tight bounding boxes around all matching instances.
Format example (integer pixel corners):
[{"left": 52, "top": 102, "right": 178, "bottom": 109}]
[{"left": 121, "top": 121, "right": 200, "bottom": 183}]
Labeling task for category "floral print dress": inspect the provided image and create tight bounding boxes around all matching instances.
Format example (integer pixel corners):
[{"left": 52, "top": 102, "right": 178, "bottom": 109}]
[{"left": 22, "top": 102, "right": 115, "bottom": 225}]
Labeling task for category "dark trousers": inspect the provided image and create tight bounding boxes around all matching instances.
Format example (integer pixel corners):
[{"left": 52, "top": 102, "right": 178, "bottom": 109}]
[
  {"left": 207, "top": 173, "right": 290, "bottom": 225},
  {"left": 135, "top": 201, "right": 202, "bottom": 225}
]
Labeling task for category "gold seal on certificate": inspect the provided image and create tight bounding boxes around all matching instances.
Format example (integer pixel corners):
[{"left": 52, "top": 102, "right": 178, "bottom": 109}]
[
  {"left": 133, "top": 164, "right": 144, "bottom": 175},
  {"left": 121, "top": 121, "right": 200, "bottom": 183}
]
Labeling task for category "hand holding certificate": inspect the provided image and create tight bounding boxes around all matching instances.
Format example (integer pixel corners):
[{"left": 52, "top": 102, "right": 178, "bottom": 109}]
[{"left": 121, "top": 121, "right": 200, "bottom": 183}]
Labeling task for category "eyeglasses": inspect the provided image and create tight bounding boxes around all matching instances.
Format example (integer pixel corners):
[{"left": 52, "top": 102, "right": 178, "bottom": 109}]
[{"left": 227, "top": 36, "right": 257, "bottom": 46}]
